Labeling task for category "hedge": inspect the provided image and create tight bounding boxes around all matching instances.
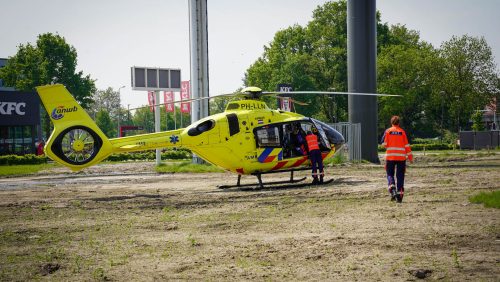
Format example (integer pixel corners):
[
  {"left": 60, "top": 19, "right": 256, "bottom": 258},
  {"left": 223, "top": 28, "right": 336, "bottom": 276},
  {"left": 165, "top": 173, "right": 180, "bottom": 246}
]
[
  {"left": 0, "top": 150, "right": 191, "bottom": 166},
  {"left": 106, "top": 150, "right": 192, "bottom": 162},
  {"left": 378, "top": 143, "right": 454, "bottom": 152},
  {"left": 0, "top": 154, "right": 49, "bottom": 165}
]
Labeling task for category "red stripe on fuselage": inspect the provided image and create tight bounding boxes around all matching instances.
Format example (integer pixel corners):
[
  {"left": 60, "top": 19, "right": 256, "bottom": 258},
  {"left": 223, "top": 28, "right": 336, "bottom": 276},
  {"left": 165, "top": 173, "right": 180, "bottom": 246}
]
[
  {"left": 264, "top": 155, "right": 276, "bottom": 163},
  {"left": 271, "top": 161, "right": 288, "bottom": 170},
  {"left": 291, "top": 156, "right": 308, "bottom": 167}
]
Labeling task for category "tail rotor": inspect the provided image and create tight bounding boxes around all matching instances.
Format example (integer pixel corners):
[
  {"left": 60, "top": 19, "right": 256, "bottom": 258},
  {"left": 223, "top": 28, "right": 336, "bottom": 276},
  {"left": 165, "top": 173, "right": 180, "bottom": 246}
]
[{"left": 51, "top": 126, "right": 103, "bottom": 165}]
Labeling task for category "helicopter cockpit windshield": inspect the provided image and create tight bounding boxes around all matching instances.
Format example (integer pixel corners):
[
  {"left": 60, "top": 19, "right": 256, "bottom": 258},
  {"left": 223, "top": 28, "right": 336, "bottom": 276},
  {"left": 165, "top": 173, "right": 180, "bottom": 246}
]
[{"left": 311, "top": 119, "right": 345, "bottom": 152}]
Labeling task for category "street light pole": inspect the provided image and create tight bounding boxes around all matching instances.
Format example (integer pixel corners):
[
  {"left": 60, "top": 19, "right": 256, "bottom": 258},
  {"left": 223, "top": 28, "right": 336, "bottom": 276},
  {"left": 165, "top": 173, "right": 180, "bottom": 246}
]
[
  {"left": 458, "top": 110, "right": 460, "bottom": 133},
  {"left": 127, "top": 104, "right": 131, "bottom": 124},
  {"left": 117, "top": 86, "right": 125, "bottom": 137},
  {"left": 328, "top": 87, "right": 336, "bottom": 123},
  {"left": 440, "top": 91, "right": 445, "bottom": 142}
]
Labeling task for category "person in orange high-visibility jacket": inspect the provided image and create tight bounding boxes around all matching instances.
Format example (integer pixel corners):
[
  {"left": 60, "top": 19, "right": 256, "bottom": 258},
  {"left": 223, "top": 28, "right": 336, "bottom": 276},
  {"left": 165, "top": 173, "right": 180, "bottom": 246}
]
[
  {"left": 306, "top": 129, "right": 324, "bottom": 184},
  {"left": 381, "top": 116, "right": 413, "bottom": 203}
]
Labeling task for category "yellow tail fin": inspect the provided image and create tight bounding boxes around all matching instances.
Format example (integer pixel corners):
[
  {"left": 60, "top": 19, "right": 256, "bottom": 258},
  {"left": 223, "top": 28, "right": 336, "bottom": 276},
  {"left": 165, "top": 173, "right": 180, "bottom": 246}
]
[{"left": 36, "top": 84, "right": 113, "bottom": 171}]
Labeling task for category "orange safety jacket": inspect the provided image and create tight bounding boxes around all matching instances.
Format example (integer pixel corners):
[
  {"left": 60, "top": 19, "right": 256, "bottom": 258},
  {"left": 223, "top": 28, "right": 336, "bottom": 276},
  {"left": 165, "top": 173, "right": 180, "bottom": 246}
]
[
  {"left": 382, "top": 126, "right": 413, "bottom": 161},
  {"left": 306, "top": 134, "right": 320, "bottom": 151}
]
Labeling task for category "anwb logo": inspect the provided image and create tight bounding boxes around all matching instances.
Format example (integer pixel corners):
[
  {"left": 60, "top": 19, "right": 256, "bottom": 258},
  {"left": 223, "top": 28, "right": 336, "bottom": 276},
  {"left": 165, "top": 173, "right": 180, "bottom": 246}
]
[{"left": 51, "top": 105, "right": 78, "bottom": 120}]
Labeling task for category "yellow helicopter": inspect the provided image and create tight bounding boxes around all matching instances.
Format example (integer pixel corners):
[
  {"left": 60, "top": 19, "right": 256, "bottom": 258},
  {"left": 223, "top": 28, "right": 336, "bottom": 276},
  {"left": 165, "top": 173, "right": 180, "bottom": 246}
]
[{"left": 36, "top": 84, "right": 397, "bottom": 188}]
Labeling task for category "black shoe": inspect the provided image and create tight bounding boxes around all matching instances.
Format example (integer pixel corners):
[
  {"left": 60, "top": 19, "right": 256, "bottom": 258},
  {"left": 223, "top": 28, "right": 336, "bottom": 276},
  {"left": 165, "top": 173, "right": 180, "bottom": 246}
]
[
  {"left": 396, "top": 194, "right": 403, "bottom": 203},
  {"left": 389, "top": 184, "right": 396, "bottom": 201},
  {"left": 319, "top": 176, "right": 324, "bottom": 184},
  {"left": 396, "top": 190, "right": 403, "bottom": 203},
  {"left": 312, "top": 178, "right": 319, "bottom": 185}
]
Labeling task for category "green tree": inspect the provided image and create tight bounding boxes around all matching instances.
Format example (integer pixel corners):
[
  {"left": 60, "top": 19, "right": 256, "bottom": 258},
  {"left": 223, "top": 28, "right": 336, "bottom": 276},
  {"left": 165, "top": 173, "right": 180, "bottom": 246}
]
[
  {"left": 0, "top": 33, "right": 96, "bottom": 137},
  {"left": 160, "top": 105, "right": 190, "bottom": 131},
  {"left": 89, "top": 87, "right": 122, "bottom": 120},
  {"left": 133, "top": 106, "right": 155, "bottom": 133},
  {"left": 377, "top": 25, "right": 443, "bottom": 138},
  {"left": 131, "top": 104, "right": 191, "bottom": 134},
  {"left": 471, "top": 109, "right": 485, "bottom": 131},
  {"left": 244, "top": 1, "right": 500, "bottom": 139},
  {"left": 95, "top": 109, "right": 116, "bottom": 138},
  {"left": 244, "top": 0, "right": 394, "bottom": 121},
  {"left": 439, "top": 35, "right": 499, "bottom": 132},
  {"left": 0, "top": 33, "right": 95, "bottom": 107},
  {"left": 210, "top": 96, "right": 232, "bottom": 114}
]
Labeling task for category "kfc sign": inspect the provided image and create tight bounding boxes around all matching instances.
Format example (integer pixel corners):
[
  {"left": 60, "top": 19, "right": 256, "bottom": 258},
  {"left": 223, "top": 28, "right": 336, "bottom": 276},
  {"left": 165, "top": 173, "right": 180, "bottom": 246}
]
[
  {"left": 0, "top": 102, "right": 26, "bottom": 115},
  {"left": 0, "top": 91, "right": 40, "bottom": 126}
]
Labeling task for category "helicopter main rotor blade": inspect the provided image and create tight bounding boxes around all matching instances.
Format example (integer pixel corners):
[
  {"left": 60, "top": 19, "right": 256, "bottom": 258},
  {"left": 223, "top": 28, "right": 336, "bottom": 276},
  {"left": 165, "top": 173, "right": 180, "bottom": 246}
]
[
  {"left": 127, "top": 88, "right": 400, "bottom": 111},
  {"left": 127, "top": 92, "right": 238, "bottom": 111},
  {"left": 263, "top": 91, "right": 401, "bottom": 97}
]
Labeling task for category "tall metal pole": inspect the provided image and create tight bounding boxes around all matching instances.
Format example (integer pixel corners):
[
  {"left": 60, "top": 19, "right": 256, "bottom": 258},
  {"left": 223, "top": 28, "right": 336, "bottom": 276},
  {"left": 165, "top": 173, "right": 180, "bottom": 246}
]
[
  {"left": 189, "top": 0, "right": 209, "bottom": 163},
  {"left": 347, "top": 0, "right": 378, "bottom": 163},
  {"left": 189, "top": 0, "right": 209, "bottom": 121},
  {"left": 155, "top": 90, "right": 161, "bottom": 165}
]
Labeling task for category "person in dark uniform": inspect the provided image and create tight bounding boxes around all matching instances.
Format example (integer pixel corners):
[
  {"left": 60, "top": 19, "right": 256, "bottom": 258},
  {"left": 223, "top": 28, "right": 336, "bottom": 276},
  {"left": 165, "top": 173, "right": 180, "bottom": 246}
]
[
  {"left": 306, "top": 129, "right": 324, "bottom": 184},
  {"left": 290, "top": 124, "right": 306, "bottom": 157}
]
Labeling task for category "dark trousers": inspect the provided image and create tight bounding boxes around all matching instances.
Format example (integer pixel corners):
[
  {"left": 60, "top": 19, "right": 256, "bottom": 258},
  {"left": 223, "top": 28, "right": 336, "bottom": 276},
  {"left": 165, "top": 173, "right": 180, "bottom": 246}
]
[
  {"left": 310, "top": 149, "right": 324, "bottom": 177},
  {"left": 385, "top": 160, "right": 406, "bottom": 191}
]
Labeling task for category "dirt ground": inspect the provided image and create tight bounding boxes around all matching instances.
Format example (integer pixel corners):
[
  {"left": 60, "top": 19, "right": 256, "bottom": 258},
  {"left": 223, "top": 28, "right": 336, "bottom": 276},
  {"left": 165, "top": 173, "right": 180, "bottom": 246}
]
[{"left": 0, "top": 152, "right": 499, "bottom": 281}]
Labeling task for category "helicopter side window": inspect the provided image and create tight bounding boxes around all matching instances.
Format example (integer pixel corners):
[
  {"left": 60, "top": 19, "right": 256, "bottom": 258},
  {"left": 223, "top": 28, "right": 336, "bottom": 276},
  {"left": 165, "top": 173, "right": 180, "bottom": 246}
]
[
  {"left": 188, "top": 119, "right": 216, "bottom": 136},
  {"left": 255, "top": 125, "right": 281, "bottom": 147},
  {"left": 226, "top": 113, "right": 240, "bottom": 136}
]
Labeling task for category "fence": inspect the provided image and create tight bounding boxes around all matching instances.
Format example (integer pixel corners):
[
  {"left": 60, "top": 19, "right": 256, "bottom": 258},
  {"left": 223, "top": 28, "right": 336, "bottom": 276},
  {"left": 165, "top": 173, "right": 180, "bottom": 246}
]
[
  {"left": 459, "top": 131, "right": 499, "bottom": 149},
  {"left": 330, "top": 122, "right": 362, "bottom": 161}
]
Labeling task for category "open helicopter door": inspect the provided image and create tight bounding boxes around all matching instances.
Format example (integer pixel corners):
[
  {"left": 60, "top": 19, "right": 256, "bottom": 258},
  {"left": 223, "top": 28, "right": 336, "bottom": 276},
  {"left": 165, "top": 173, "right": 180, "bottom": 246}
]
[
  {"left": 254, "top": 124, "right": 283, "bottom": 163},
  {"left": 310, "top": 119, "right": 332, "bottom": 151}
]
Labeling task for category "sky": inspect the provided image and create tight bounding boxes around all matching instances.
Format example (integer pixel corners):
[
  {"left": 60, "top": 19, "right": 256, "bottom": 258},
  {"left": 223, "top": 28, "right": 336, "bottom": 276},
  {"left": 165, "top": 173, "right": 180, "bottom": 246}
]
[{"left": 1, "top": 0, "right": 499, "bottom": 109}]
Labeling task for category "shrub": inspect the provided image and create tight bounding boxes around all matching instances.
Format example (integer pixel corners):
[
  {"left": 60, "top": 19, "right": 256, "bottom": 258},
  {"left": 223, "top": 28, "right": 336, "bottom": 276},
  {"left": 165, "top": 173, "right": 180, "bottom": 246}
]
[
  {"left": 411, "top": 143, "right": 454, "bottom": 151},
  {"left": 0, "top": 154, "right": 48, "bottom": 165},
  {"left": 106, "top": 150, "right": 192, "bottom": 162},
  {"left": 413, "top": 138, "right": 440, "bottom": 144},
  {"left": 378, "top": 143, "right": 454, "bottom": 152}
]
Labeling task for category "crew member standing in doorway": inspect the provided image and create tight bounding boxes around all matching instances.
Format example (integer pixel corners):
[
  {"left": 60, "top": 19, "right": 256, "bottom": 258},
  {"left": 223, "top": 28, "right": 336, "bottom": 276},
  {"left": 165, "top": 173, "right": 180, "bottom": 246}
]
[
  {"left": 306, "top": 129, "right": 324, "bottom": 184},
  {"left": 381, "top": 116, "right": 413, "bottom": 202}
]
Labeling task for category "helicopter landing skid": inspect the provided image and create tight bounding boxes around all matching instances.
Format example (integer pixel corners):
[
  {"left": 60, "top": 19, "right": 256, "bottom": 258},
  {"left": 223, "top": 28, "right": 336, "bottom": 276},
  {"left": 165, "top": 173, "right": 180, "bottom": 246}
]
[
  {"left": 249, "top": 178, "right": 334, "bottom": 190},
  {"left": 218, "top": 168, "right": 315, "bottom": 190}
]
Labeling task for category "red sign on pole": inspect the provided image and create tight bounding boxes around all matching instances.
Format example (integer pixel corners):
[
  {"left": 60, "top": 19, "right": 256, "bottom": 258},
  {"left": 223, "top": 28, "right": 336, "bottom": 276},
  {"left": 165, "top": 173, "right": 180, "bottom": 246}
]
[
  {"left": 280, "top": 97, "right": 292, "bottom": 112},
  {"left": 180, "top": 81, "right": 190, "bottom": 113},
  {"left": 148, "top": 91, "right": 156, "bottom": 112},
  {"left": 164, "top": 91, "right": 174, "bottom": 112}
]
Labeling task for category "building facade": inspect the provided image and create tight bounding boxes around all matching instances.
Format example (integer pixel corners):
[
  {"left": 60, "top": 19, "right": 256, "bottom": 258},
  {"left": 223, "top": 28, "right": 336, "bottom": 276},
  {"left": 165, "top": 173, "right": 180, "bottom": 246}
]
[{"left": 0, "top": 58, "right": 42, "bottom": 155}]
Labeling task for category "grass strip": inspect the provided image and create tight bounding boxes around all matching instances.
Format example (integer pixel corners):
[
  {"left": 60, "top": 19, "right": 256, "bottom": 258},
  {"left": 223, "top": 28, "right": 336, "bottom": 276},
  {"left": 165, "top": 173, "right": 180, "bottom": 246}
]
[
  {"left": 156, "top": 161, "right": 224, "bottom": 173},
  {"left": 469, "top": 190, "right": 500, "bottom": 209},
  {"left": 0, "top": 164, "right": 56, "bottom": 177}
]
